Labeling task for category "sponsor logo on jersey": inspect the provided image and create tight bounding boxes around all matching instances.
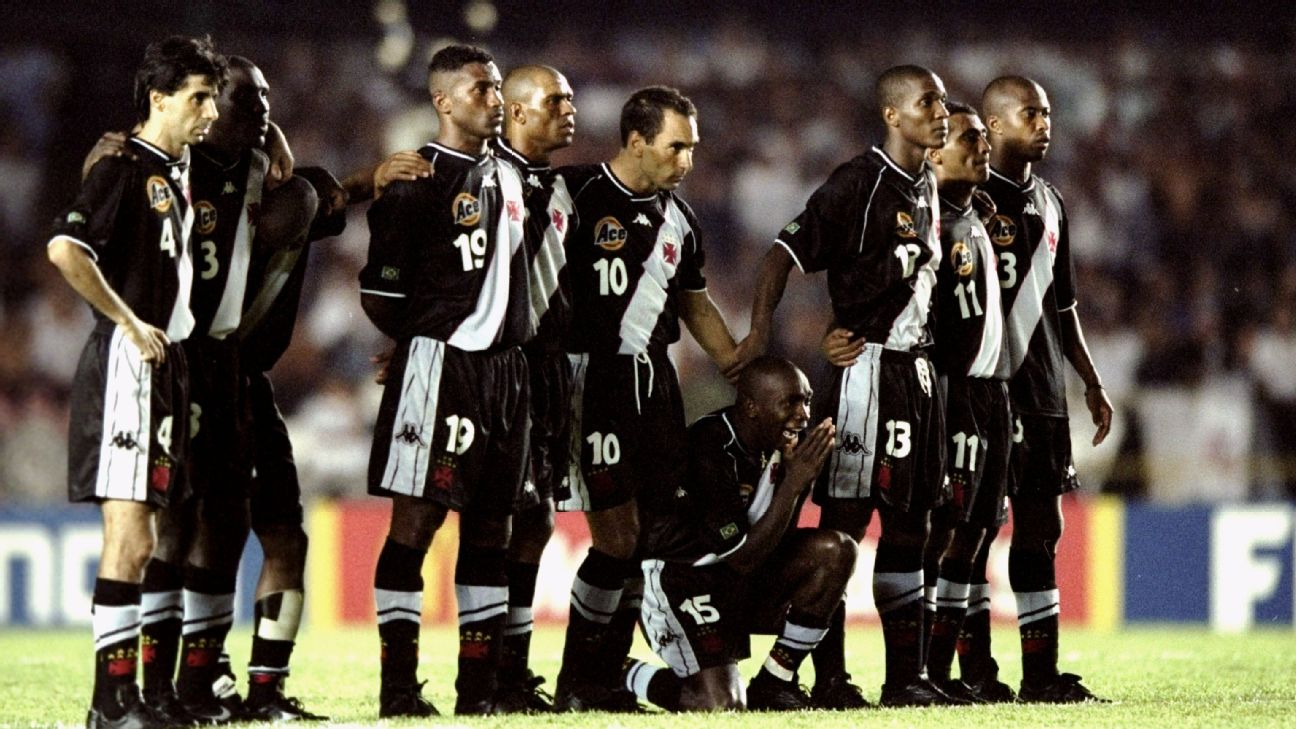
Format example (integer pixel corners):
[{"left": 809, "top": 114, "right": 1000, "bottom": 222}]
[
  {"left": 147, "top": 176, "right": 174, "bottom": 213},
  {"left": 594, "top": 216, "right": 628, "bottom": 250},
  {"left": 950, "top": 240, "right": 974, "bottom": 277},
  {"left": 895, "top": 211, "right": 917, "bottom": 239},
  {"left": 989, "top": 215, "right": 1016, "bottom": 246},
  {"left": 195, "top": 201, "right": 217, "bottom": 235},
  {"left": 453, "top": 193, "right": 482, "bottom": 226}
]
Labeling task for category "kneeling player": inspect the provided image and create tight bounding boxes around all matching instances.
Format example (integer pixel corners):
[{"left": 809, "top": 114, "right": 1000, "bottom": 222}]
[{"left": 625, "top": 357, "right": 852, "bottom": 711}]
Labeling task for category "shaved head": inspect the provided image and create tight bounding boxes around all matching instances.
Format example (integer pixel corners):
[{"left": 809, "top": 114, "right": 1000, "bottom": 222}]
[
  {"left": 875, "top": 65, "right": 939, "bottom": 112},
  {"left": 737, "top": 356, "right": 803, "bottom": 404},
  {"left": 503, "top": 64, "right": 561, "bottom": 105},
  {"left": 735, "top": 355, "right": 813, "bottom": 453},
  {"left": 981, "top": 75, "right": 1046, "bottom": 120}
]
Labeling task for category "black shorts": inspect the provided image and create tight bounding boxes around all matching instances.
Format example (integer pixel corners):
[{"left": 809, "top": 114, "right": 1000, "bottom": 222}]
[
  {"left": 1007, "top": 412, "right": 1080, "bottom": 498},
  {"left": 640, "top": 559, "right": 745, "bottom": 677},
  {"left": 557, "top": 350, "right": 686, "bottom": 513},
  {"left": 814, "top": 344, "right": 947, "bottom": 512},
  {"left": 517, "top": 346, "right": 572, "bottom": 512},
  {"left": 180, "top": 336, "right": 251, "bottom": 510},
  {"left": 941, "top": 377, "right": 1011, "bottom": 528},
  {"left": 369, "top": 337, "right": 530, "bottom": 515},
  {"left": 246, "top": 372, "right": 304, "bottom": 530},
  {"left": 68, "top": 325, "right": 189, "bottom": 508}
]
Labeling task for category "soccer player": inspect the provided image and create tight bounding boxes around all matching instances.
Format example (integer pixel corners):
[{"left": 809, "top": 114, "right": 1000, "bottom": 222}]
[
  {"left": 362, "top": 44, "right": 532, "bottom": 717},
  {"left": 551, "top": 86, "right": 740, "bottom": 711},
  {"left": 626, "top": 356, "right": 850, "bottom": 711},
  {"left": 489, "top": 64, "right": 578, "bottom": 711},
  {"left": 968, "top": 75, "right": 1113, "bottom": 703},
  {"left": 732, "top": 65, "right": 957, "bottom": 707},
  {"left": 48, "top": 35, "right": 225, "bottom": 729}
]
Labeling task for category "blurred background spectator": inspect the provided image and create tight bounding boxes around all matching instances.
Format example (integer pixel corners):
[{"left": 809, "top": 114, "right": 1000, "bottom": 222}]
[{"left": 3, "top": 0, "right": 1293, "bottom": 505}]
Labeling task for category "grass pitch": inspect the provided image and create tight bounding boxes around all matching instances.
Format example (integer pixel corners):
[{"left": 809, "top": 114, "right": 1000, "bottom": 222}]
[{"left": 3, "top": 625, "right": 1295, "bottom": 728}]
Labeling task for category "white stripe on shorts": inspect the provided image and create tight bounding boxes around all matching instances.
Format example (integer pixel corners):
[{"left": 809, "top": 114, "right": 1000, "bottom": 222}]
[
  {"left": 641, "top": 559, "right": 700, "bottom": 678},
  {"left": 826, "top": 344, "right": 883, "bottom": 499},
  {"left": 96, "top": 326, "right": 152, "bottom": 501},
  {"left": 380, "top": 337, "right": 445, "bottom": 498},
  {"left": 557, "top": 353, "right": 590, "bottom": 512}
]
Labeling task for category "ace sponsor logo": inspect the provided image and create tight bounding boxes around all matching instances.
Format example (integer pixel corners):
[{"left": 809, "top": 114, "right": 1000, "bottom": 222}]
[
  {"left": 195, "top": 201, "right": 217, "bottom": 235},
  {"left": 453, "top": 192, "right": 482, "bottom": 227},
  {"left": 594, "top": 216, "right": 628, "bottom": 251},
  {"left": 147, "top": 176, "right": 174, "bottom": 213}
]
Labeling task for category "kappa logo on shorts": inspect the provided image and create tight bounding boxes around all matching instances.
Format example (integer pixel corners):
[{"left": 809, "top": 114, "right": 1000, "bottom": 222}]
[
  {"left": 916, "top": 359, "right": 933, "bottom": 396},
  {"left": 594, "top": 217, "right": 628, "bottom": 250},
  {"left": 840, "top": 432, "right": 867, "bottom": 455},
  {"left": 147, "top": 176, "right": 174, "bottom": 213},
  {"left": 110, "top": 431, "right": 140, "bottom": 451},
  {"left": 394, "top": 422, "right": 426, "bottom": 446},
  {"left": 195, "top": 201, "right": 217, "bottom": 235},
  {"left": 895, "top": 211, "right": 917, "bottom": 239},
  {"left": 989, "top": 215, "right": 1017, "bottom": 246},
  {"left": 656, "top": 630, "right": 677, "bottom": 647},
  {"left": 453, "top": 192, "right": 482, "bottom": 226}
]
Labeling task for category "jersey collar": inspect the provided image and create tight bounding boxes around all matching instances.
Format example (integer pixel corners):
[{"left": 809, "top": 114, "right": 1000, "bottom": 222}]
[
  {"left": 601, "top": 162, "right": 658, "bottom": 202},
  {"left": 871, "top": 146, "right": 917, "bottom": 184},
  {"left": 989, "top": 167, "right": 1036, "bottom": 192},
  {"left": 426, "top": 141, "right": 490, "bottom": 165},
  {"left": 493, "top": 138, "right": 549, "bottom": 173},
  {"left": 131, "top": 137, "right": 189, "bottom": 169}
]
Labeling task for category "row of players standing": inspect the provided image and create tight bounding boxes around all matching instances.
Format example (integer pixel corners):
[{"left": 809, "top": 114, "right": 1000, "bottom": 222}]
[{"left": 357, "top": 44, "right": 1113, "bottom": 715}]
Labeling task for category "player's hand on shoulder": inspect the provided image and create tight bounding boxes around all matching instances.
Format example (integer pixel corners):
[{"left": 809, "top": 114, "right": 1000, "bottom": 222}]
[
  {"left": 372, "top": 346, "right": 395, "bottom": 385},
  {"left": 374, "top": 151, "right": 433, "bottom": 200},
  {"left": 1085, "top": 384, "right": 1113, "bottom": 446},
  {"left": 782, "top": 418, "right": 836, "bottom": 490},
  {"left": 121, "top": 316, "right": 169, "bottom": 364},
  {"left": 972, "top": 189, "right": 997, "bottom": 224},
  {"left": 821, "top": 327, "right": 865, "bottom": 368},
  {"left": 81, "top": 132, "right": 134, "bottom": 181},
  {"left": 294, "top": 166, "right": 347, "bottom": 217},
  {"left": 265, "top": 122, "right": 295, "bottom": 190},
  {"left": 725, "top": 333, "right": 767, "bottom": 381}
]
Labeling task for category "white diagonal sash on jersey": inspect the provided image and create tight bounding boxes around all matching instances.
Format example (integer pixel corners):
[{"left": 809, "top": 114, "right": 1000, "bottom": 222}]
[
  {"left": 884, "top": 170, "right": 940, "bottom": 349},
  {"left": 967, "top": 221, "right": 1004, "bottom": 377},
  {"left": 380, "top": 337, "right": 445, "bottom": 497},
  {"left": 617, "top": 200, "right": 686, "bottom": 355},
  {"left": 1002, "top": 189, "right": 1060, "bottom": 376},
  {"left": 827, "top": 345, "right": 882, "bottom": 499},
  {"left": 208, "top": 158, "right": 264, "bottom": 338},
  {"left": 448, "top": 163, "right": 526, "bottom": 351},
  {"left": 166, "top": 153, "right": 197, "bottom": 341},
  {"left": 96, "top": 326, "right": 152, "bottom": 501},
  {"left": 237, "top": 247, "right": 301, "bottom": 339},
  {"left": 557, "top": 353, "right": 590, "bottom": 511},
  {"left": 529, "top": 176, "right": 573, "bottom": 330}
]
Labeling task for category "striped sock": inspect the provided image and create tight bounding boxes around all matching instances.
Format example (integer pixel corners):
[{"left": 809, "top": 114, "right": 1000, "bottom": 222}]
[
  {"left": 1010, "top": 546, "right": 1060, "bottom": 683},
  {"left": 927, "top": 570, "right": 972, "bottom": 681},
  {"left": 624, "top": 659, "right": 680, "bottom": 710},
  {"left": 762, "top": 608, "right": 830, "bottom": 681},
  {"left": 559, "top": 549, "right": 628, "bottom": 688},
  {"left": 140, "top": 559, "right": 183, "bottom": 695},
  {"left": 247, "top": 590, "right": 303, "bottom": 700},
  {"left": 874, "top": 543, "right": 925, "bottom": 686},
  {"left": 375, "top": 539, "right": 426, "bottom": 690},
  {"left": 500, "top": 561, "right": 539, "bottom": 682},
  {"left": 176, "top": 566, "right": 236, "bottom": 700},
  {"left": 454, "top": 545, "right": 508, "bottom": 706},
  {"left": 92, "top": 578, "right": 143, "bottom": 716}
]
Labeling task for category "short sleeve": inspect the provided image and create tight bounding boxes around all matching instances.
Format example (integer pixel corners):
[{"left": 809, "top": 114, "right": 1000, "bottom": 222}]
[
  {"left": 676, "top": 198, "right": 706, "bottom": 292},
  {"left": 359, "top": 181, "right": 422, "bottom": 298},
  {"left": 49, "top": 156, "right": 133, "bottom": 261},
  {"left": 686, "top": 427, "right": 752, "bottom": 559},
  {"left": 774, "top": 163, "right": 861, "bottom": 274},
  {"left": 1052, "top": 192, "right": 1077, "bottom": 310}
]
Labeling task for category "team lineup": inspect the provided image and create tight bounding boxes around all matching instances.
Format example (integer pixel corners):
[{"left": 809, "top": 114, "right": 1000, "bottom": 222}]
[{"left": 49, "top": 34, "right": 1114, "bottom": 727}]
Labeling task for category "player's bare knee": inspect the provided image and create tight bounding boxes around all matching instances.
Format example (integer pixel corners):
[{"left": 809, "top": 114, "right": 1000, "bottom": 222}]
[
  {"left": 388, "top": 497, "right": 447, "bottom": 549},
  {"left": 257, "top": 524, "right": 309, "bottom": 573},
  {"left": 509, "top": 502, "right": 555, "bottom": 559},
  {"left": 461, "top": 510, "right": 511, "bottom": 549}
]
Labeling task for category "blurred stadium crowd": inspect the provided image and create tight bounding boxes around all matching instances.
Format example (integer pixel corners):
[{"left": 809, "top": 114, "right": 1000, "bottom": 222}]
[{"left": 2, "top": 2, "right": 1294, "bottom": 503}]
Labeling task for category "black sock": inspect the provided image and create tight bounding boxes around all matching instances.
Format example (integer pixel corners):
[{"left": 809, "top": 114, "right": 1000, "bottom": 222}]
[
  {"left": 454, "top": 545, "right": 508, "bottom": 707},
  {"left": 92, "top": 578, "right": 143, "bottom": 716},
  {"left": 957, "top": 531, "right": 995, "bottom": 682},
  {"left": 247, "top": 590, "right": 303, "bottom": 700},
  {"left": 559, "top": 549, "right": 630, "bottom": 688},
  {"left": 176, "top": 566, "right": 236, "bottom": 699},
  {"left": 624, "top": 659, "right": 680, "bottom": 711},
  {"left": 1010, "top": 544, "right": 1059, "bottom": 684},
  {"left": 375, "top": 539, "right": 427, "bottom": 690},
  {"left": 604, "top": 575, "right": 643, "bottom": 687},
  {"left": 873, "top": 542, "right": 925, "bottom": 686},
  {"left": 140, "top": 558, "right": 183, "bottom": 695},
  {"left": 500, "top": 561, "right": 539, "bottom": 682},
  {"left": 927, "top": 560, "right": 973, "bottom": 681},
  {"left": 811, "top": 601, "right": 847, "bottom": 686}
]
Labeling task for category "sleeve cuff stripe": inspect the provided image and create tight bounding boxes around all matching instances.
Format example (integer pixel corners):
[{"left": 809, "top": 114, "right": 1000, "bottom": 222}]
[
  {"left": 774, "top": 239, "right": 804, "bottom": 272},
  {"left": 359, "top": 289, "right": 407, "bottom": 298},
  {"left": 48, "top": 235, "right": 98, "bottom": 262}
]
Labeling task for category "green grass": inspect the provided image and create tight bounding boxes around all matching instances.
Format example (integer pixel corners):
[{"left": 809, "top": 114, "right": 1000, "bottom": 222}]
[{"left": 4, "top": 625, "right": 1295, "bottom": 727}]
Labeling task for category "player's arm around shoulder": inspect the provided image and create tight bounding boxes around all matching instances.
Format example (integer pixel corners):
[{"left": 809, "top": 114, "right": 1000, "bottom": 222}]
[{"left": 680, "top": 289, "right": 739, "bottom": 376}]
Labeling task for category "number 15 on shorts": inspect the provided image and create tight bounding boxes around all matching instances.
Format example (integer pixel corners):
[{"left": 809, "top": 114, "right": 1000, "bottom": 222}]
[{"left": 681, "top": 594, "right": 720, "bottom": 625}]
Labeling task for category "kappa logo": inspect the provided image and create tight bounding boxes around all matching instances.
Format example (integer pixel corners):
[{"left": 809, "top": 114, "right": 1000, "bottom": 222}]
[
  {"left": 453, "top": 192, "right": 482, "bottom": 226},
  {"left": 950, "top": 240, "right": 974, "bottom": 277},
  {"left": 147, "top": 176, "right": 173, "bottom": 213},
  {"left": 656, "top": 630, "right": 678, "bottom": 647},
  {"left": 526, "top": 173, "right": 542, "bottom": 188},
  {"left": 110, "top": 431, "right": 140, "bottom": 450},
  {"left": 989, "top": 215, "right": 1017, "bottom": 246},
  {"left": 195, "top": 201, "right": 217, "bottom": 235},
  {"left": 633, "top": 213, "right": 651, "bottom": 227},
  {"left": 840, "top": 431, "right": 867, "bottom": 455},
  {"left": 915, "top": 197, "right": 930, "bottom": 209},
  {"left": 394, "top": 422, "right": 425, "bottom": 446},
  {"left": 594, "top": 216, "right": 628, "bottom": 250},
  {"left": 222, "top": 181, "right": 238, "bottom": 195},
  {"left": 1023, "top": 202, "right": 1039, "bottom": 216},
  {"left": 895, "top": 211, "right": 917, "bottom": 239},
  {"left": 481, "top": 173, "right": 496, "bottom": 188}
]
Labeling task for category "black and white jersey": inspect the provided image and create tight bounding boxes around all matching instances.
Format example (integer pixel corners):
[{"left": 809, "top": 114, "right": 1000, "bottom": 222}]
[
  {"left": 49, "top": 137, "right": 196, "bottom": 340},
  {"left": 641, "top": 408, "right": 782, "bottom": 565},
  {"left": 493, "top": 139, "right": 575, "bottom": 353},
  {"left": 984, "top": 169, "right": 1076, "bottom": 416},
  {"left": 933, "top": 198, "right": 1003, "bottom": 379},
  {"left": 361, "top": 142, "right": 530, "bottom": 349},
  {"left": 775, "top": 147, "right": 941, "bottom": 350},
  {"left": 561, "top": 163, "right": 707, "bottom": 356},
  {"left": 188, "top": 146, "right": 268, "bottom": 339}
]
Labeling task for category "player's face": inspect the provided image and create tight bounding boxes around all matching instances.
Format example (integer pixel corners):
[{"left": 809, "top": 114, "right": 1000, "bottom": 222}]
[
  {"left": 638, "top": 110, "right": 698, "bottom": 192},
  {"left": 212, "top": 64, "right": 271, "bottom": 151},
  {"left": 996, "top": 85, "right": 1051, "bottom": 162},
  {"left": 936, "top": 112, "right": 991, "bottom": 186},
  {"left": 157, "top": 74, "right": 220, "bottom": 146},
  {"left": 894, "top": 74, "right": 950, "bottom": 149},
  {"left": 755, "top": 370, "right": 813, "bottom": 452},
  {"left": 448, "top": 62, "right": 505, "bottom": 141},
  {"left": 523, "top": 72, "right": 576, "bottom": 153}
]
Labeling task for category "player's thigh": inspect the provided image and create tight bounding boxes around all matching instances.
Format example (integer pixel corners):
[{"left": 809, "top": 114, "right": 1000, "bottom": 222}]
[
  {"left": 1007, "top": 412, "right": 1078, "bottom": 499},
  {"left": 641, "top": 559, "right": 742, "bottom": 679},
  {"left": 247, "top": 372, "right": 305, "bottom": 531}
]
